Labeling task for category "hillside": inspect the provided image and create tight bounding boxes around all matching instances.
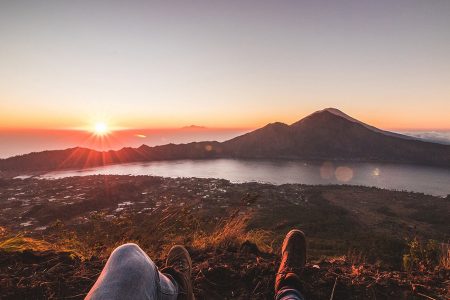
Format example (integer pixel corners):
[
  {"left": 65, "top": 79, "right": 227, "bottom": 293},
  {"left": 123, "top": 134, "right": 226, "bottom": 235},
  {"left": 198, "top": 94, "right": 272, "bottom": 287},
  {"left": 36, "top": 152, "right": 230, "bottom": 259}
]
[
  {"left": 1, "top": 108, "right": 449, "bottom": 172},
  {"left": 0, "top": 175, "right": 448, "bottom": 299}
]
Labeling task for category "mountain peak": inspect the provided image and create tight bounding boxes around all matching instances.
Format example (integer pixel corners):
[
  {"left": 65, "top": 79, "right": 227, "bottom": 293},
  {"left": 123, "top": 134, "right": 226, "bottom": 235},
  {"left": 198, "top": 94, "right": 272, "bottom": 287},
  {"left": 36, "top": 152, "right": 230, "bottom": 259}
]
[
  {"left": 263, "top": 122, "right": 289, "bottom": 128},
  {"left": 299, "top": 107, "right": 376, "bottom": 129},
  {"left": 291, "top": 107, "right": 351, "bottom": 128},
  {"left": 289, "top": 108, "right": 415, "bottom": 141},
  {"left": 310, "top": 107, "right": 357, "bottom": 122},
  {"left": 323, "top": 107, "right": 345, "bottom": 114}
]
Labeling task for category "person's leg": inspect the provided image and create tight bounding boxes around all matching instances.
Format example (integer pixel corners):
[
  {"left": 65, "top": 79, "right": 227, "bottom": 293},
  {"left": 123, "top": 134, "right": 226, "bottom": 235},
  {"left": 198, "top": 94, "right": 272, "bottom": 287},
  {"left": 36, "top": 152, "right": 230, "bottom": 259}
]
[
  {"left": 274, "top": 229, "right": 307, "bottom": 300},
  {"left": 162, "top": 245, "right": 195, "bottom": 300},
  {"left": 86, "top": 243, "right": 178, "bottom": 300},
  {"left": 276, "top": 288, "right": 304, "bottom": 300}
]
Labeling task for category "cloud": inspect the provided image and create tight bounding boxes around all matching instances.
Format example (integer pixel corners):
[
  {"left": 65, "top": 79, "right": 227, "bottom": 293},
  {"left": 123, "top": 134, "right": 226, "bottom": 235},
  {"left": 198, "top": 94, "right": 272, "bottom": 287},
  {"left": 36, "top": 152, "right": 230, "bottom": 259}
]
[{"left": 397, "top": 131, "right": 450, "bottom": 145}]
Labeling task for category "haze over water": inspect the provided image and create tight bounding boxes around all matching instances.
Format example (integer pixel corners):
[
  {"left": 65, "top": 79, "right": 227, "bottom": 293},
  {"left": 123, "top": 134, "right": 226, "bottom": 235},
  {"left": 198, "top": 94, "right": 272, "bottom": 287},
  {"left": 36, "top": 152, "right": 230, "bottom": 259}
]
[
  {"left": 40, "top": 159, "right": 450, "bottom": 197},
  {"left": 2, "top": 129, "right": 450, "bottom": 159},
  {"left": 0, "top": 128, "right": 250, "bottom": 158}
]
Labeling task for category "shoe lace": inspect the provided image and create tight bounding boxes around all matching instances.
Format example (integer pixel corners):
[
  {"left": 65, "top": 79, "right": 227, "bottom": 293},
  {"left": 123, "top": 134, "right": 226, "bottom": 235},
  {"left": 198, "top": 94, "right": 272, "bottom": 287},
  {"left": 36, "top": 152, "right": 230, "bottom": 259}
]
[
  {"left": 177, "top": 261, "right": 187, "bottom": 271},
  {"left": 170, "top": 258, "right": 188, "bottom": 272}
]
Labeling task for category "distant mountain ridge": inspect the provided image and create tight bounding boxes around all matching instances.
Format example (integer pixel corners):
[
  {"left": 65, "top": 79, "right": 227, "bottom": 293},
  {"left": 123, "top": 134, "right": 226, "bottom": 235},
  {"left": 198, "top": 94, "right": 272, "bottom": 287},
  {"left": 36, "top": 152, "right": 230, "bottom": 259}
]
[{"left": 1, "top": 108, "right": 449, "bottom": 172}]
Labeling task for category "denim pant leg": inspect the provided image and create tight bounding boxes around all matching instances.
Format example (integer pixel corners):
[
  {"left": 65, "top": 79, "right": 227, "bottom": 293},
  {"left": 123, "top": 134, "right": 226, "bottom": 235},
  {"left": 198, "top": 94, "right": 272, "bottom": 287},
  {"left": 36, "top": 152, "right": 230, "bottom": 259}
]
[
  {"left": 86, "top": 243, "right": 178, "bottom": 300},
  {"left": 275, "top": 288, "right": 305, "bottom": 300}
]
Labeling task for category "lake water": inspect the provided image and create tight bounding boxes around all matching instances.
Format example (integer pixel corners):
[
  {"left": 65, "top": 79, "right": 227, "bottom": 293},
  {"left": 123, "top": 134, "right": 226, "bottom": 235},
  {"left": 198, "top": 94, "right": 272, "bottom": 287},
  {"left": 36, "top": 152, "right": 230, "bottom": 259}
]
[{"left": 40, "top": 159, "right": 450, "bottom": 197}]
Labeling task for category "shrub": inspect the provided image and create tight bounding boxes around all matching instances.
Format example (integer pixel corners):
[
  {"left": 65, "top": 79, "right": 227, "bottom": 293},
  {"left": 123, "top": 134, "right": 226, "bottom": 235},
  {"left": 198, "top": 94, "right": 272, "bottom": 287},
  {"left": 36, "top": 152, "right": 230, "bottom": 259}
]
[{"left": 402, "top": 237, "right": 443, "bottom": 272}]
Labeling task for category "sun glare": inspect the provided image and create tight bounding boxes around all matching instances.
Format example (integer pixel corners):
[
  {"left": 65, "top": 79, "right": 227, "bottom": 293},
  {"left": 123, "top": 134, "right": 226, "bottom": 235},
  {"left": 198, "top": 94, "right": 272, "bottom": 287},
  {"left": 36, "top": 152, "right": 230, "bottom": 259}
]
[{"left": 93, "top": 122, "right": 109, "bottom": 135}]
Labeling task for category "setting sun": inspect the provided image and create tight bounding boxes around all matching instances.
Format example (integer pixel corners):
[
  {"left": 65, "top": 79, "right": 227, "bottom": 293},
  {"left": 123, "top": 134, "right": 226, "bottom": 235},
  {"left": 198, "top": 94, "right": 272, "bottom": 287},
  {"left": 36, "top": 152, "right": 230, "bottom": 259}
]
[{"left": 93, "top": 122, "right": 109, "bottom": 135}]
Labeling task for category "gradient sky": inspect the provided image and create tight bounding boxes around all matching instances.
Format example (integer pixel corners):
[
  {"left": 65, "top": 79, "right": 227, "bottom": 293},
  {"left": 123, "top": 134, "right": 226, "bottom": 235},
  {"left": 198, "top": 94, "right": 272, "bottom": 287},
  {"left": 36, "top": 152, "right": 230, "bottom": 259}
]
[{"left": 1, "top": 0, "right": 449, "bottom": 130}]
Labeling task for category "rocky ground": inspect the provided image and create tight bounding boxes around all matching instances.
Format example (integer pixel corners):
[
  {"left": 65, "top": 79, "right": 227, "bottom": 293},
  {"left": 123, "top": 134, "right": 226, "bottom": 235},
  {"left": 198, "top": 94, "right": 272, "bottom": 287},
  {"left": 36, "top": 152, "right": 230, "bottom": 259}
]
[{"left": 0, "top": 175, "right": 449, "bottom": 299}]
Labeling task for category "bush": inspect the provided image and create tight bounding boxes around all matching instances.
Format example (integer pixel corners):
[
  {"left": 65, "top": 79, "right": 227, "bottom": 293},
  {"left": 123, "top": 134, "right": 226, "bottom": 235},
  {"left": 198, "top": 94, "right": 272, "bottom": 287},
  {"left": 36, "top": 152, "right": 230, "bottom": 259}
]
[{"left": 402, "top": 237, "right": 441, "bottom": 272}]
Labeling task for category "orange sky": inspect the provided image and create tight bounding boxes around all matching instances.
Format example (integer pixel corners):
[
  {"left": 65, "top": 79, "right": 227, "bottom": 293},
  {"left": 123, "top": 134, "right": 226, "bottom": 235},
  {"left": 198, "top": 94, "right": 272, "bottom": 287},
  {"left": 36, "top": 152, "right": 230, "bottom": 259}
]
[
  {"left": 1, "top": 105, "right": 449, "bottom": 131},
  {"left": 1, "top": 1, "right": 450, "bottom": 131}
]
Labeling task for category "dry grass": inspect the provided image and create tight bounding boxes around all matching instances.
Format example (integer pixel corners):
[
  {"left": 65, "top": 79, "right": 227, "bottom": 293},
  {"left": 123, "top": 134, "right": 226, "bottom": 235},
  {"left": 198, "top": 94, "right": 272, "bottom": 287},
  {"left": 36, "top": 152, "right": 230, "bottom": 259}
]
[
  {"left": 345, "top": 249, "right": 367, "bottom": 266},
  {"left": 438, "top": 242, "right": 450, "bottom": 270},
  {"left": 192, "top": 212, "right": 274, "bottom": 253},
  {"left": 0, "top": 236, "right": 58, "bottom": 253},
  {"left": 0, "top": 232, "right": 84, "bottom": 260}
]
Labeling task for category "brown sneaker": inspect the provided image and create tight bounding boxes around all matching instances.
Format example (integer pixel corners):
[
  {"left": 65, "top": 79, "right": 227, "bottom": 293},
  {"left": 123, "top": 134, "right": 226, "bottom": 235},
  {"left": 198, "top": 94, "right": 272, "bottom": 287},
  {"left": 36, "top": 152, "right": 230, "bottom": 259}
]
[
  {"left": 275, "top": 229, "right": 306, "bottom": 294},
  {"left": 163, "top": 245, "right": 195, "bottom": 300}
]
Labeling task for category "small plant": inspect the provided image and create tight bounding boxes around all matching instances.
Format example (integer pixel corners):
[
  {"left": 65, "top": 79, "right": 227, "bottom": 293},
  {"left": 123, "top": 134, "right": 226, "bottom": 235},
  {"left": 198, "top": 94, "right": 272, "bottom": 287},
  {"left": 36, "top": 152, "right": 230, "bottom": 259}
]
[{"left": 402, "top": 237, "right": 442, "bottom": 272}]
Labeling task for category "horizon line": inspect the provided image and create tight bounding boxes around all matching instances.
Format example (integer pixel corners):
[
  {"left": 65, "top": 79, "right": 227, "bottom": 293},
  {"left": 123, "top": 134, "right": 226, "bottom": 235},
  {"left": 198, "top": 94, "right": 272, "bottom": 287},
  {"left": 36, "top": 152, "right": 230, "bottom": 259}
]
[{"left": 1, "top": 125, "right": 450, "bottom": 132}]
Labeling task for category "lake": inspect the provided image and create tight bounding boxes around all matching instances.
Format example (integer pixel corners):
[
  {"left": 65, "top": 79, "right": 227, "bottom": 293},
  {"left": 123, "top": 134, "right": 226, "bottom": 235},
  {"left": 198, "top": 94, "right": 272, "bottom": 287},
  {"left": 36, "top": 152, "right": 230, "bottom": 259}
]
[{"left": 39, "top": 159, "right": 450, "bottom": 197}]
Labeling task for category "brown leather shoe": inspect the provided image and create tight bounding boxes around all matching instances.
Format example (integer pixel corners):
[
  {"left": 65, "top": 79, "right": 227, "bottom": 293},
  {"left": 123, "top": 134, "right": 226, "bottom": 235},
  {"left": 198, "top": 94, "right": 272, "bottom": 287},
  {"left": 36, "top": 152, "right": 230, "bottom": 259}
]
[
  {"left": 163, "top": 245, "right": 195, "bottom": 300},
  {"left": 275, "top": 229, "right": 306, "bottom": 294}
]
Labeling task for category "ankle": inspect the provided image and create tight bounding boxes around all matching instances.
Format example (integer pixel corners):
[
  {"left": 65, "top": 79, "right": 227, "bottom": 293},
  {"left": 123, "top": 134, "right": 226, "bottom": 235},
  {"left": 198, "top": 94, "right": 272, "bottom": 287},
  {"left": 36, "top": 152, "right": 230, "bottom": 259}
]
[
  {"left": 276, "top": 272, "right": 302, "bottom": 293},
  {"left": 161, "top": 266, "right": 194, "bottom": 299}
]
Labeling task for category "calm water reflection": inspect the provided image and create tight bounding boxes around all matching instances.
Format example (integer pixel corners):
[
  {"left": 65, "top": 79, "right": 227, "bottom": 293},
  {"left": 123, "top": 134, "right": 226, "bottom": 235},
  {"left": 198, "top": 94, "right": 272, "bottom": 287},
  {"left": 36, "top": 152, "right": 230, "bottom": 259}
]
[{"left": 40, "top": 159, "right": 450, "bottom": 196}]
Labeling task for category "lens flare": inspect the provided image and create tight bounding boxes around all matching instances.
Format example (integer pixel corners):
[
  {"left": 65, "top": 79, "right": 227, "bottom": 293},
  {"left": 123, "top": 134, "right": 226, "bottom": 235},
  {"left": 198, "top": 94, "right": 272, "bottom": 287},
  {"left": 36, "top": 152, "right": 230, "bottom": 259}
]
[
  {"left": 320, "top": 161, "right": 335, "bottom": 179},
  {"left": 335, "top": 166, "right": 354, "bottom": 182},
  {"left": 372, "top": 167, "right": 381, "bottom": 176}
]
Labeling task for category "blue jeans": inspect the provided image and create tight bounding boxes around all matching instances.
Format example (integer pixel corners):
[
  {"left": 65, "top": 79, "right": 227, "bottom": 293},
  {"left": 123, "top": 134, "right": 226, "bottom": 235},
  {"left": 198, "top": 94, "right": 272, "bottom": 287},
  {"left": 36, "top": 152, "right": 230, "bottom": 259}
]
[
  {"left": 86, "top": 243, "right": 179, "bottom": 300},
  {"left": 276, "top": 288, "right": 304, "bottom": 300}
]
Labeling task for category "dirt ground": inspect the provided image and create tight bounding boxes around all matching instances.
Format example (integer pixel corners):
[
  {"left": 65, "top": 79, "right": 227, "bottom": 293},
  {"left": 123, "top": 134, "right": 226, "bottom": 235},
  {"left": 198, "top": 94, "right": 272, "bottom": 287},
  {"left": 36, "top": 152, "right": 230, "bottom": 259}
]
[{"left": 1, "top": 243, "right": 448, "bottom": 300}]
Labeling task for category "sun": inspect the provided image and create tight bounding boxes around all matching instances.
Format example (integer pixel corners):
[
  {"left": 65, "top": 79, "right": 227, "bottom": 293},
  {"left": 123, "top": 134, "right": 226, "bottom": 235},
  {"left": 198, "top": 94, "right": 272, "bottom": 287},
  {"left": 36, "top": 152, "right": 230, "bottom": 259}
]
[{"left": 93, "top": 122, "right": 109, "bottom": 135}]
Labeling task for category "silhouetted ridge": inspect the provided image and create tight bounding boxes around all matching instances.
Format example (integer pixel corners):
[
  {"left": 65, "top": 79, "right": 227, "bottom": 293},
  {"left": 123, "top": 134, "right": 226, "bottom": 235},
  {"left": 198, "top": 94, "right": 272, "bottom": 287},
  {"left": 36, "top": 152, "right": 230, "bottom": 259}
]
[
  {"left": 1, "top": 108, "right": 449, "bottom": 171},
  {"left": 222, "top": 109, "right": 450, "bottom": 164}
]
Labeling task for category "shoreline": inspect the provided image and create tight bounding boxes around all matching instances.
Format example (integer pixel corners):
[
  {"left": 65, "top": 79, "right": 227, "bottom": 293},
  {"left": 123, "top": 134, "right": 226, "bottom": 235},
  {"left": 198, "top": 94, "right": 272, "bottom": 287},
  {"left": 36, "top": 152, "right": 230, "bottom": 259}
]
[{"left": 8, "top": 158, "right": 449, "bottom": 197}]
